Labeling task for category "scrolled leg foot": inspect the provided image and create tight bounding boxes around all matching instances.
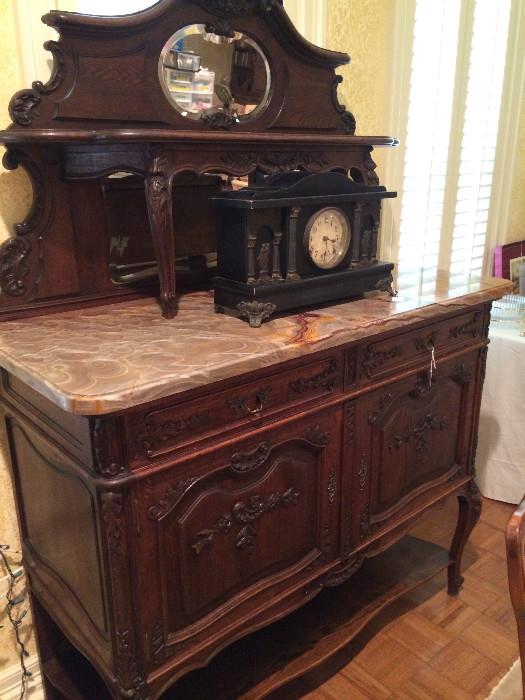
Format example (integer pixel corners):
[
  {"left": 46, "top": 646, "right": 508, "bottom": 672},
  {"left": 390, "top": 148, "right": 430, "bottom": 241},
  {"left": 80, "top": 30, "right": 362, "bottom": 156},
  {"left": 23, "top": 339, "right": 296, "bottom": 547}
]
[
  {"left": 237, "top": 301, "right": 276, "bottom": 328},
  {"left": 447, "top": 480, "right": 481, "bottom": 596},
  {"left": 376, "top": 274, "right": 398, "bottom": 297}
]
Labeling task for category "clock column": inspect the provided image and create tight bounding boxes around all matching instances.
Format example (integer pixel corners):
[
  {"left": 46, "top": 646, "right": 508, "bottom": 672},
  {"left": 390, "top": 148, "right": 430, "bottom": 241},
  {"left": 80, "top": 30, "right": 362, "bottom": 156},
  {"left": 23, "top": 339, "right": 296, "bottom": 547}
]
[{"left": 287, "top": 206, "right": 301, "bottom": 281}]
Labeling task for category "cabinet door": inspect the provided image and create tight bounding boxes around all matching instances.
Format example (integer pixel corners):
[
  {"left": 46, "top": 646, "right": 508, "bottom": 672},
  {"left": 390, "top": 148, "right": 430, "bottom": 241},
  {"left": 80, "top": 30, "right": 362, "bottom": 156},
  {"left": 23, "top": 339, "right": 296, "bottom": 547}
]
[
  {"left": 349, "top": 352, "right": 478, "bottom": 546},
  {"left": 135, "top": 407, "right": 341, "bottom": 667}
]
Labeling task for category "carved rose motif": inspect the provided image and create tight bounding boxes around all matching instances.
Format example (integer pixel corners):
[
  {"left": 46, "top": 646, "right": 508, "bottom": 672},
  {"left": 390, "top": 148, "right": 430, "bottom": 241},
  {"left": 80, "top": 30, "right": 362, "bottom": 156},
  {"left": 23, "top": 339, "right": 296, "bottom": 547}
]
[
  {"left": 0, "top": 237, "right": 31, "bottom": 297},
  {"left": 192, "top": 487, "right": 300, "bottom": 554},
  {"left": 9, "top": 90, "right": 41, "bottom": 127}
]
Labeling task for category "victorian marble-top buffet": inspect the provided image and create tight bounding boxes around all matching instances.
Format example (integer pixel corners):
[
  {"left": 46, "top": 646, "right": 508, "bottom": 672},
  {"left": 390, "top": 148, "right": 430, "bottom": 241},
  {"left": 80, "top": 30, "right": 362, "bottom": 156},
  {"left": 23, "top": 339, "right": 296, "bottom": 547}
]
[{"left": 0, "top": 1, "right": 513, "bottom": 699}]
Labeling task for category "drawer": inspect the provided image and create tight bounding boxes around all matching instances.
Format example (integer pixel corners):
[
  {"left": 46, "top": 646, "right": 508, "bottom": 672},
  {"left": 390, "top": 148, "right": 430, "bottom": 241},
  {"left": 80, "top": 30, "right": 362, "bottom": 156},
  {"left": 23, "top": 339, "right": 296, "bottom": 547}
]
[
  {"left": 355, "top": 308, "right": 485, "bottom": 384},
  {"left": 126, "top": 352, "right": 343, "bottom": 463}
]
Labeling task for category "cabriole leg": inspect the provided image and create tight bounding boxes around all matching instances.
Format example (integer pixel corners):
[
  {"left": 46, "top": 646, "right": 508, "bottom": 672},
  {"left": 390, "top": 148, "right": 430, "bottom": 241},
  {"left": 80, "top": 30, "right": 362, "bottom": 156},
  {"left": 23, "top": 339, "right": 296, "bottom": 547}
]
[{"left": 447, "top": 480, "right": 481, "bottom": 595}]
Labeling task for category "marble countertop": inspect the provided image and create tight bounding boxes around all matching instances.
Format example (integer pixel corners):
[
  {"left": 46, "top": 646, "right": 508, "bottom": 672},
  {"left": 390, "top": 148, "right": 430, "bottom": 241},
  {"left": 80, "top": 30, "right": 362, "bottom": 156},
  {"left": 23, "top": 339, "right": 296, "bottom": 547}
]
[{"left": 0, "top": 273, "right": 512, "bottom": 415}]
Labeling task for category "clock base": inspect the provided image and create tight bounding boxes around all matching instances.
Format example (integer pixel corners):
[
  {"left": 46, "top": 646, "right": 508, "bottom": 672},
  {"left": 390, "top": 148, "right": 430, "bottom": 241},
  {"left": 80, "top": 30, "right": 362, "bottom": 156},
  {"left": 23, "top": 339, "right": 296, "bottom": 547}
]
[{"left": 214, "top": 262, "right": 396, "bottom": 327}]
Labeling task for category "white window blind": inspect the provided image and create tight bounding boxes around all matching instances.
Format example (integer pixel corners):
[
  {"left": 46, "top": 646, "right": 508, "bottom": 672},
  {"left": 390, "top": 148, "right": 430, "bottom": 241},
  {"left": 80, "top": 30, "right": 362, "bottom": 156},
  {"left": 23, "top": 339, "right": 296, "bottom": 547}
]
[
  {"left": 449, "top": 0, "right": 511, "bottom": 280},
  {"left": 395, "top": 0, "right": 512, "bottom": 288}
]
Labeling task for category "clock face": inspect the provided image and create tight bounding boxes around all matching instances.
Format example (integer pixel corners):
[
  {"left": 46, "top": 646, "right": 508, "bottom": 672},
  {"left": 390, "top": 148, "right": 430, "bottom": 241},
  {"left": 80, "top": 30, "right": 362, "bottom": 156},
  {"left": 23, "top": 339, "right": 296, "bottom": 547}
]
[{"left": 304, "top": 207, "right": 352, "bottom": 270}]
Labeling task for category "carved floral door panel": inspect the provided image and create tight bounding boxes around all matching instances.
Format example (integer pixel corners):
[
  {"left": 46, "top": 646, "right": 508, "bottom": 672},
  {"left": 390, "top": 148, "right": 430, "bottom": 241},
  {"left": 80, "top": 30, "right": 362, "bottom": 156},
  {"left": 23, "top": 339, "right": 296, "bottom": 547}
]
[
  {"left": 351, "top": 352, "right": 479, "bottom": 546},
  {"left": 133, "top": 407, "right": 341, "bottom": 666}
]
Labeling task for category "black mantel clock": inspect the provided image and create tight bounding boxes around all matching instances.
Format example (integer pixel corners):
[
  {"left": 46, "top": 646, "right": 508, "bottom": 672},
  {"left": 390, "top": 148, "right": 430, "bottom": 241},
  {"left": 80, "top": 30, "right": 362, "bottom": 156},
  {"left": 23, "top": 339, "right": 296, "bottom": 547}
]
[{"left": 213, "top": 172, "right": 398, "bottom": 326}]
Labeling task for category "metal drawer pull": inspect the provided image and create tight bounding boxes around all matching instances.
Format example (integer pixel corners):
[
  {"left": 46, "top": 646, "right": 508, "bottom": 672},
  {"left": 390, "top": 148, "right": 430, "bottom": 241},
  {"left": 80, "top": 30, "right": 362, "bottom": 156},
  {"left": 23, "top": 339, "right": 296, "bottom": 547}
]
[{"left": 228, "top": 387, "right": 271, "bottom": 417}]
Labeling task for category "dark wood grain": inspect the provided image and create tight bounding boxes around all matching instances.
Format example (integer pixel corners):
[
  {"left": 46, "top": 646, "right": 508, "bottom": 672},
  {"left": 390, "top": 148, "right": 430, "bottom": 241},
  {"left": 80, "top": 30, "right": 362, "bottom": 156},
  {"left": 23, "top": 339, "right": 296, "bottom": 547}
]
[{"left": 506, "top": 496, "right": 525, "bottom": 698}]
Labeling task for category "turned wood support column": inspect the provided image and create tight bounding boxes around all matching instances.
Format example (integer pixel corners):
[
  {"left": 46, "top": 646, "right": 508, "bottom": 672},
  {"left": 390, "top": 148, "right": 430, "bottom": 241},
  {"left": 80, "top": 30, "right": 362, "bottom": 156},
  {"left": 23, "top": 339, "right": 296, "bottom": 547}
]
[
  {"left": 287, "top": 206, "right": 301, "bottom": 281},
  {"left": 351, "top": 203, "right": 363, "bottom": 266},
  {"left": 145, "top": 151, "right": 177, "bottom": 319}
]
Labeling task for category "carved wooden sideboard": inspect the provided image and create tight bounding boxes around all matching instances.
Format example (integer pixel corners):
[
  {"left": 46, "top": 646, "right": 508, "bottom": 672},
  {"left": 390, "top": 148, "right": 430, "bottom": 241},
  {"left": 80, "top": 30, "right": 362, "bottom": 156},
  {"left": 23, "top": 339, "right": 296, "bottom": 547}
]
[
  {"left": 0, "top": 276, "right": 511, "bottom": 699},
  {"left": 0, "top": 1, "right": 513, "bottom": 698}
]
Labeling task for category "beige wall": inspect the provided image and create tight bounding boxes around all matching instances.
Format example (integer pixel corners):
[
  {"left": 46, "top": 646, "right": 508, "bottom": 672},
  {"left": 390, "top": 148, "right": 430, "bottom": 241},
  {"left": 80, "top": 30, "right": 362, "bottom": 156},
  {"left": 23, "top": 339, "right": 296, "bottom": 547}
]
[
  {"left": 326, "top": 0, "right": 396, "bottom": 181},
  {"left": 0, "top": 0, "right": 34, "bottom": 674},
  {"left": 508, "top": 92, "right": 525, "bottom": 245}
]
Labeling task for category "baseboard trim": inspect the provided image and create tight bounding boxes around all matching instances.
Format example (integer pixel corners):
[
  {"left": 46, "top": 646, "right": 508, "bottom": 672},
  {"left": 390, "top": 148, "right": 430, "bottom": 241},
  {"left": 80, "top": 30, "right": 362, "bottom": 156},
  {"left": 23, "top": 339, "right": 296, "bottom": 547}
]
[{"left": 0, "top": 658, "right": 44, "bottom": 700}]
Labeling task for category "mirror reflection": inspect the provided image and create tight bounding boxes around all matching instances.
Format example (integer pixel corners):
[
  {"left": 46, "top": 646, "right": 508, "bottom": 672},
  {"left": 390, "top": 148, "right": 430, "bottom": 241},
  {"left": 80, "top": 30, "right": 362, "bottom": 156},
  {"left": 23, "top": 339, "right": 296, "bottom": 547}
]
[{"left": 159, "top": 24, "right": 271, "bottom": 122}]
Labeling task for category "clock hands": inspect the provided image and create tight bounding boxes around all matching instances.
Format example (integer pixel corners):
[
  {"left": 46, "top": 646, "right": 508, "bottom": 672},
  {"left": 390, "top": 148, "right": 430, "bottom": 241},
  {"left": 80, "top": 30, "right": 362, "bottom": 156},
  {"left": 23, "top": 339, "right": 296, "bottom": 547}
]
[{"left": 322, "top": 235, "right": 339, "bottom": 261}]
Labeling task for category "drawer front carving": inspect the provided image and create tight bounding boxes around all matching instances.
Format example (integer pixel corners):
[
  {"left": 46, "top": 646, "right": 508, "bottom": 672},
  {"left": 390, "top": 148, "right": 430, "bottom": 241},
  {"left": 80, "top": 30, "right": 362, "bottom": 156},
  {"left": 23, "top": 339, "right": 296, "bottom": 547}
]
[
  {"left": 137, "top": 409, "right": 341, "bottom": 655},
  {"left": 127, "top": 353, "right": 343, "bottom": 463},
  {"left": 355, "top": 309, "right": 486, "bottom": 384},
  {"left": 354, "top": 353, "right": 478, "bottom": 544}
]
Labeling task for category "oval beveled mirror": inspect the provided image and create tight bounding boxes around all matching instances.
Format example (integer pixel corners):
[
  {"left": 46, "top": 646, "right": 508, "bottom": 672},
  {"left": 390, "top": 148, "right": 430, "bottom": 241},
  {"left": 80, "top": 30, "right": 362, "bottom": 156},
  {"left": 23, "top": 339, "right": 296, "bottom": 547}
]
[{"left": 159, "top": 24, "right": 271, "bottom": 124}]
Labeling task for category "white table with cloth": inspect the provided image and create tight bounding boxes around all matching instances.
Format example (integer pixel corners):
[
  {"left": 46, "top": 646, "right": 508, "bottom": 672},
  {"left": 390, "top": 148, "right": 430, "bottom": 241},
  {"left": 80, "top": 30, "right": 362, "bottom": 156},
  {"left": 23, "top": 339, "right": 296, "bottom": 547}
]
[{"left": 476, "top": 320, "right": 525, "bottom": 504}]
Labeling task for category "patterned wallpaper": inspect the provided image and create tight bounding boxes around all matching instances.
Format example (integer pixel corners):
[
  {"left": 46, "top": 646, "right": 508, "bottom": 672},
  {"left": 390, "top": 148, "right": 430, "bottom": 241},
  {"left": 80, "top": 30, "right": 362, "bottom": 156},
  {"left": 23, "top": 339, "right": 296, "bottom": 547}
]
[
  {"left": 326, "top": 0, "right": 396, "bottom": 181},
  {"left": 0, "top": 0, "right": 35, "bottom": 675},
  {"left": 508, "top": 92, "right": 525, "bottom": 245}
]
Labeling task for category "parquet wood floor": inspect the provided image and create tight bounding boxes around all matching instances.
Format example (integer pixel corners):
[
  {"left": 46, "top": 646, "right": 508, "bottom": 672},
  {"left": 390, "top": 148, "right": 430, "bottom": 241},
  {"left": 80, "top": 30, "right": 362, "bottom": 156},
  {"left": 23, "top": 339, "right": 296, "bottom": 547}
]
[{"left": 290, "top": 496, "right": 518, "bottom": 700}]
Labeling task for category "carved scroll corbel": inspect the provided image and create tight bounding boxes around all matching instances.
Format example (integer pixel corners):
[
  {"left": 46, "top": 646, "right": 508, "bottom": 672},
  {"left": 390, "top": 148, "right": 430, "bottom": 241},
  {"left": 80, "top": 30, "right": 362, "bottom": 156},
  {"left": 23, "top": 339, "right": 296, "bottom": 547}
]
[
  {"left": 332, "top": 76, "right": 357, "bottom": 134},
  {"left": 32, "top": 41, "right": 65, "bottom": 95},
  {"left": 0, "top": 148, "right": 48, "bottom": 299},
  {"left": 145, "top": 150, "right": 177, "bottom": 319}
]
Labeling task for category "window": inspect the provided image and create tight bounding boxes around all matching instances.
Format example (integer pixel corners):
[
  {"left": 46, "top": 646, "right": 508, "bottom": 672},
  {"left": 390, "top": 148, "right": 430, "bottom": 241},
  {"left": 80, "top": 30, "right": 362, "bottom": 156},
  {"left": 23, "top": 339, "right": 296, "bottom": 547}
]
[{"left": 384, "top": 0, "right": 524, "bottom": 292}]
